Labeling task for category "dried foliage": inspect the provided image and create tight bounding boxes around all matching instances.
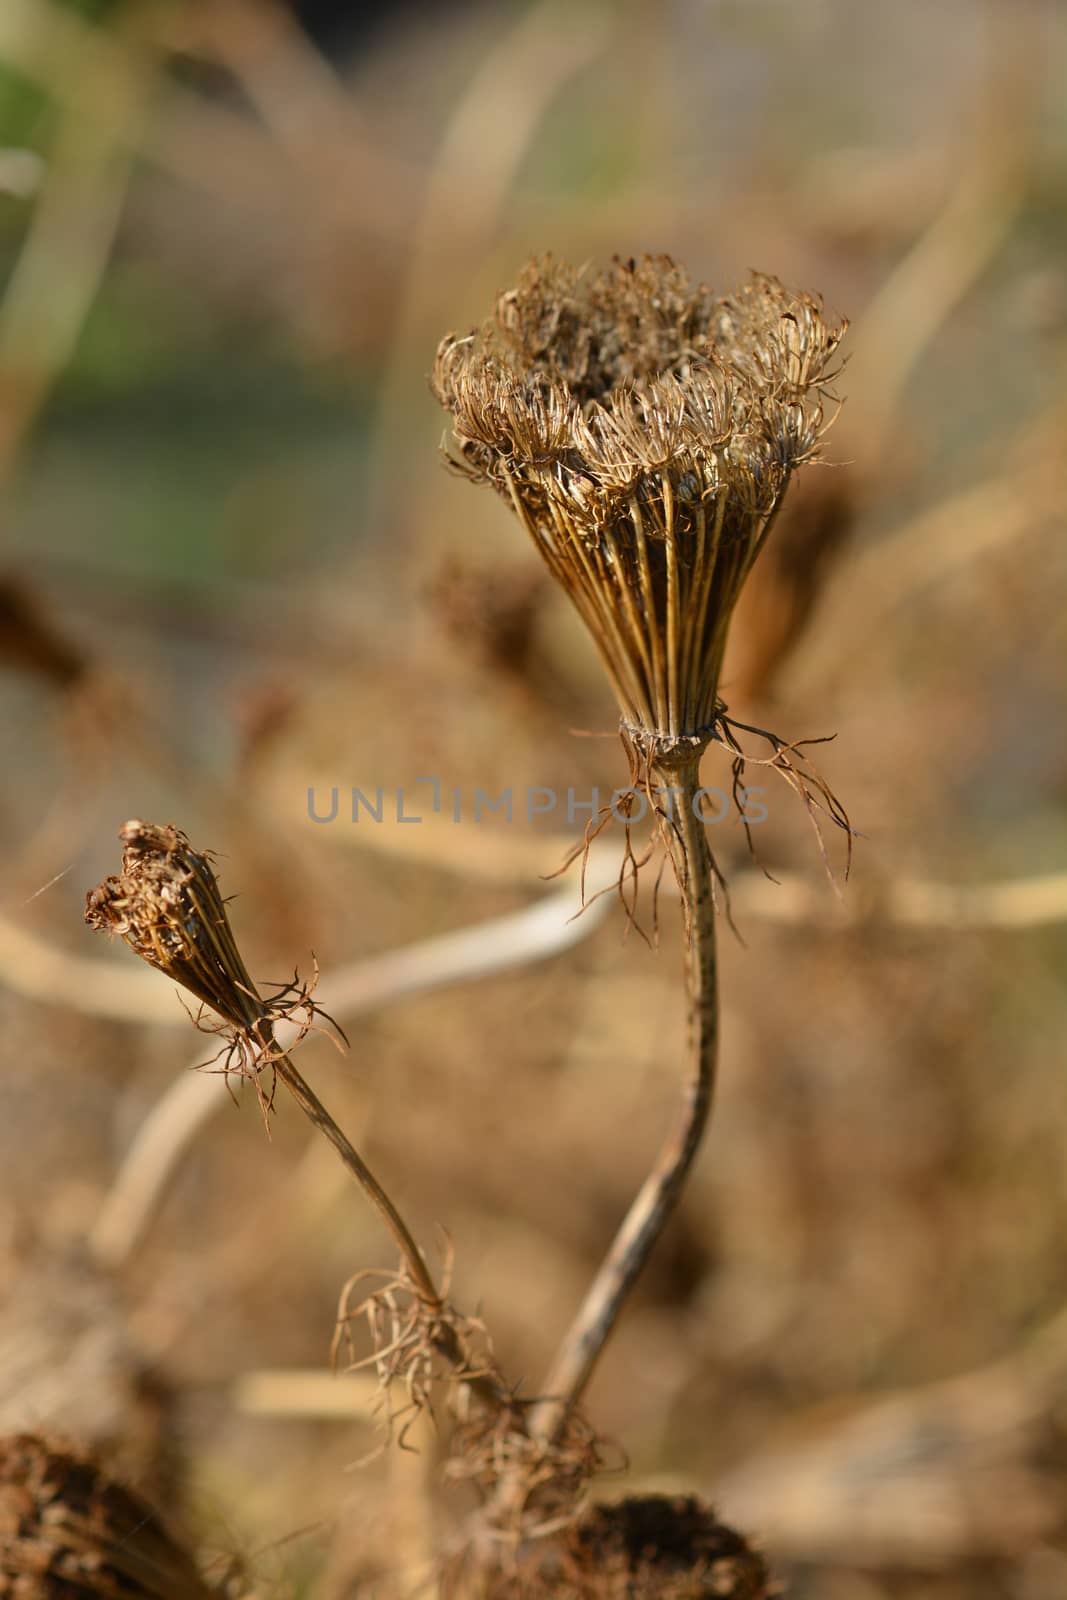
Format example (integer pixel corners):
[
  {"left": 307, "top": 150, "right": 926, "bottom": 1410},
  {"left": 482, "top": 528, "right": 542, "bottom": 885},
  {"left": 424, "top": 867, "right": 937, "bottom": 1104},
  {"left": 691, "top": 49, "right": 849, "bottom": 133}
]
[
  {"left": 83, "top": 821, "right": 605, "bottom": 1551},
  {"left": 447, "top": 1406, "right": 607, "bottom": 1545},
  {"left": 434, "top": 255, "right": 846, "bottom": 754},
  {"left": 0, "top": 1432, "right": 216, "bottom": 1599},
  {"left": 332, "top": 1258, "right": 607, "bottom": 1545},
  {"left": 332, "top": 1257, "right": 499, "bottom": 1453}
]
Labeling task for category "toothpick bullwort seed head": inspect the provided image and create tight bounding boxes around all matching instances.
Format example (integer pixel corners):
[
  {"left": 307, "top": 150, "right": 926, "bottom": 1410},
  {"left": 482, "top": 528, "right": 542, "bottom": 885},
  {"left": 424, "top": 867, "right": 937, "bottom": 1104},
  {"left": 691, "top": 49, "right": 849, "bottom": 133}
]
[
  {"left": 85, "top": 820, "right": 260, "bottom": 1031},
  {"left": 433, "top": 256, "right": 846, "bottom": 757},
  {"left": 85, "top": 821, "right": 338, "bottom": 1120}
]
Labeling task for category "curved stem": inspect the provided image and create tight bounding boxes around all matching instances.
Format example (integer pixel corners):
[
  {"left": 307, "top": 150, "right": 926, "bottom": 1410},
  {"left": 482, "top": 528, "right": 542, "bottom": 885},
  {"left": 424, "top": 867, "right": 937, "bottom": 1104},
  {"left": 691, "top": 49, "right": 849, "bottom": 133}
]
[
  {"left": 273, "top": 1049, "right": 515, "bottom": 1419},
  {"left": 529, "top": 752, "right": 718, "bottom": 1442},
  {"left": 273, "top": 1051, "right": 440, "bottom": 1308}
]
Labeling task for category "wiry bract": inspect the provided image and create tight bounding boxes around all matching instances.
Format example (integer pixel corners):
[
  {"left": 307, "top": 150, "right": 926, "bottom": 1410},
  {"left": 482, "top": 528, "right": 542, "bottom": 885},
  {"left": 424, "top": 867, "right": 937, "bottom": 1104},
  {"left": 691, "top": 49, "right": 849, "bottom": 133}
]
[{"left": 434, "top": 256, "right": 846, "bottom": 749}]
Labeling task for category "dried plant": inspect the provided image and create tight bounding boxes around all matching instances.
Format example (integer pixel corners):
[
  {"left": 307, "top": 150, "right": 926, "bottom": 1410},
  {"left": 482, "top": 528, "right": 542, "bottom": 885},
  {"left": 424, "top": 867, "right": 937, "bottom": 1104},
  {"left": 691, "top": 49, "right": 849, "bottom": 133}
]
[
  {"left": 331, "top": 1241, "right": 509, "bottom": 1464},
  {"left": 86, "top": 821, "right": 425, "bottom": 1265},
  {"left": 83, "top": 821, "right": 598, "bottom": 1547},
  {"left": 0, "top": 1431, "right": 217, "bottom": 1599},
  {"left": 434, "top": 255, "right": 848, "bottom": 1447},
  {"left": 84, "top": 823, "right": 506, "bottom": 1412},
  {"left": 433, "top": 256, "right": 845, "bottom": 753}
]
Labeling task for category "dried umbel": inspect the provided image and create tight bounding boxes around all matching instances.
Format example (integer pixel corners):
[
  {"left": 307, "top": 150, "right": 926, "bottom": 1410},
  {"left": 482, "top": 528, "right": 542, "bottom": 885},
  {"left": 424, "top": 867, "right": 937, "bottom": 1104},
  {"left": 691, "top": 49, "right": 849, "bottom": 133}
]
[
  {"left": 434, "top": 255, "right": 846, "bottom": 758},
  {"left": 85, "top": 820, "right": 328, "bottom": 1112},
  {"left": 85, "top": 821, "right": 262, "bottom": 1035},
  {"left": 0, "top": 1432, "right": 216, "bottom": 1598}
]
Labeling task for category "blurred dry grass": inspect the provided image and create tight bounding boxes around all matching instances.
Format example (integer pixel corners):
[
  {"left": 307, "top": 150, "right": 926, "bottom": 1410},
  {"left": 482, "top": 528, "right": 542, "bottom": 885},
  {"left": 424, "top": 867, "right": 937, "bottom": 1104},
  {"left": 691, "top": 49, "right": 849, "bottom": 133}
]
[{"left": 0, "top": 0, "right": 1066, "bottom": 1595}]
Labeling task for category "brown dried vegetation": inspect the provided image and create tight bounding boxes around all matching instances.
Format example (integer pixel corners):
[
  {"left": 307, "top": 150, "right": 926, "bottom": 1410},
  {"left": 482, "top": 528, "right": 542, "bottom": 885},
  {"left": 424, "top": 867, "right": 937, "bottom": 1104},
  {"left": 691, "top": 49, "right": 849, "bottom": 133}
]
[
  {"left": 0, "top": 1434, "right": 216, "bottom": 1599},
  {"left": 433, "top": 257, "right": 846, "bottom": 751}
]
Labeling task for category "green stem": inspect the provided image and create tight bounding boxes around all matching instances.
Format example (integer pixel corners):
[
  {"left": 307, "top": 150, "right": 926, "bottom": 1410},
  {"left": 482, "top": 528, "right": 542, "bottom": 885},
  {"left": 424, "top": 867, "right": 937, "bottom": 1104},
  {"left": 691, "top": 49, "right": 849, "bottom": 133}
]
[{"left": 528, "top": 753, "right": 719, "bottom": 1444}]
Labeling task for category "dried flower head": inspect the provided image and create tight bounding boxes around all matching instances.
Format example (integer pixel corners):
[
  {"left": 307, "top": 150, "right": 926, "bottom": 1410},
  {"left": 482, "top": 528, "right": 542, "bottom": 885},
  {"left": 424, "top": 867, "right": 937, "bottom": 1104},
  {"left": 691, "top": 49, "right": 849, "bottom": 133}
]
[
  {"left": 85, "top": 821, "right": 331, "bottom": 1117},
  {"left": 434, "top": 255, "right": 846, "bottom": 758},
  {"left": 85, "top": 821, "right": 259, "bottom": 1029}
]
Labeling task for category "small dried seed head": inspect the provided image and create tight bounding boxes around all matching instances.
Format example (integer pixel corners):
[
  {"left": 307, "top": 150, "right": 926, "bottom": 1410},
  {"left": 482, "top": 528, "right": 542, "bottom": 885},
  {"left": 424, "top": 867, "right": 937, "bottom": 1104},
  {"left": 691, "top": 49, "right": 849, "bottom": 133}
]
[
  {"left": 85, "top": 822, "right": 341, "bottom": 1122},
  {"left": 433, "top": 256, "right": 846, "bottom": 750},
  {"left": 84, "top": 820, "right": 261, "bottom": 1031}
]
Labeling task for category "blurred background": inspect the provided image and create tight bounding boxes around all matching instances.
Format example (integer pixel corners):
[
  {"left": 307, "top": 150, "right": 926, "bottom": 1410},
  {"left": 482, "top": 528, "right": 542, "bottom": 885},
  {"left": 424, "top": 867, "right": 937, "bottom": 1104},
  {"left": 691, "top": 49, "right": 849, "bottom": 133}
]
[{"left": 1, "top": 0, "right": 1065, "bottom": 1595}]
